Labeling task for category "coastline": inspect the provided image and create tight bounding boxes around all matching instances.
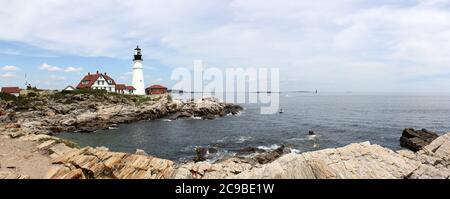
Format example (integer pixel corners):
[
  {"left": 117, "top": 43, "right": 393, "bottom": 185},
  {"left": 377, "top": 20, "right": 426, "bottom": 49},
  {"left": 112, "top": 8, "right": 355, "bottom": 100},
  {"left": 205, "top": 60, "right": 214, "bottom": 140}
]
[
  {"left": 1, "top": 126, "right": 449, "bottom": 179},
  {"left": 1, "top": 92, "right": 449, "bottom": 179}
]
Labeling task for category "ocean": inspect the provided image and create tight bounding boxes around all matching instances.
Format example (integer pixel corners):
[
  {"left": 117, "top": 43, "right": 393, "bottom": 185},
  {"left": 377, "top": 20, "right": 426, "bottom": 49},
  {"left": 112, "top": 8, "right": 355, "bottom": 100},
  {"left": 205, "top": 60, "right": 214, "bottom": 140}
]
[{"left": 58, "top": 92, "right": 450, "bottom": 162}]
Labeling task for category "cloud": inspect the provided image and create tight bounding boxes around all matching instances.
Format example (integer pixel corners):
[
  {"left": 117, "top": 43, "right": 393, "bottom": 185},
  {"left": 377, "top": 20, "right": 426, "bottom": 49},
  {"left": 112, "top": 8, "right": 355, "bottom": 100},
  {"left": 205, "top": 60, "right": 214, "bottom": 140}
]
[
  {"left": 39, "top": 63, "right": 84, "bottom": 73},
  {"left": 39, "top": 63, "right": 63, "bottom": 72},
  {"left": 1, "top": 0, "right": 450, "bottom": 91},
  {"left": 0, "top": 72, "right": 16, "bottom": 78},
  {"left": 1, "top": 65, "right": 20, "bottom": 71}
]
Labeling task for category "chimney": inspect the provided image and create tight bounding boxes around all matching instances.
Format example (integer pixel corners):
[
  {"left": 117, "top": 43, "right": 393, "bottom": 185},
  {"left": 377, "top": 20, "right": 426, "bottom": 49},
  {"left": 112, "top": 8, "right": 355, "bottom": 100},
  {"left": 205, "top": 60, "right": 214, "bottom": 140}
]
[
  {"left": 104, "top": 72, "right": 107, "bottom": 75},
  {"left": 88, "top": 72, "right": 90, "bottom": 75},
  {"left": 96, "top": 71, "right": 99, "bottom": 74}
]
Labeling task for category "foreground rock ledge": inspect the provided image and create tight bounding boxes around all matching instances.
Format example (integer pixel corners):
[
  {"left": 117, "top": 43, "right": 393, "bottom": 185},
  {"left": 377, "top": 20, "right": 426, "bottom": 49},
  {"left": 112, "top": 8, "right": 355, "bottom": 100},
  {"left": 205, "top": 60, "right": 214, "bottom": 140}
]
[{"left": 47, "top": 133, "right": 450, "bottom": 179}]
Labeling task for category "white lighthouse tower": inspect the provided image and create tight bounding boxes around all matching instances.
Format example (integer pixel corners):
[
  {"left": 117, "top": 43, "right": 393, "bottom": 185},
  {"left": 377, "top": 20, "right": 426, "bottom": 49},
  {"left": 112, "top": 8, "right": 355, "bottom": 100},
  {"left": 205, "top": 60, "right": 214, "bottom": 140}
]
[{"left": 132, "top": 46, "right": 145, "bottom": 95}]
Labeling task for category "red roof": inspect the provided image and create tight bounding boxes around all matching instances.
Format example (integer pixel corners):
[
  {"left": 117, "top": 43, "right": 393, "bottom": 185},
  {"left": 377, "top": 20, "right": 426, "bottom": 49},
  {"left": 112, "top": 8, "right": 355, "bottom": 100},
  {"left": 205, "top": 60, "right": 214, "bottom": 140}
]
[
  {"left": 76, "top": 72, "right": 116, "bottom": 89},
  {"left": 1, "top": 87, "right": 20, "bottom": 94},
  {"left": 115, "top": 84, "right": 126, "bottom": 90},
  {"left": 126, "top": 86, "right": 136, "bottom": 91},
  {"left": 147, "top": 85, "right": 167, "bottom": 89}
]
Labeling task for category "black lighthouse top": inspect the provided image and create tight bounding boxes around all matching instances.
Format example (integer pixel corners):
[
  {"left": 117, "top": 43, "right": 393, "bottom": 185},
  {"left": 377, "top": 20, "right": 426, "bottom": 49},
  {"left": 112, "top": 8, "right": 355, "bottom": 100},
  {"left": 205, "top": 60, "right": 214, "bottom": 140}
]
[{"left": 133, "top": 46, "right": 143, "bottom": 61}]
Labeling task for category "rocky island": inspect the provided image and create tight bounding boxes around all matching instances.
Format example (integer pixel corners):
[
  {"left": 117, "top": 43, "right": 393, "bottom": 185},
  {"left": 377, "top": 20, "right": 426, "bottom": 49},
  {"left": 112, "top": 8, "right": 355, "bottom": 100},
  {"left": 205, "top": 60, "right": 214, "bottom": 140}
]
[{"left": 0, "top": 91, "right": 449, "bottom": 179}]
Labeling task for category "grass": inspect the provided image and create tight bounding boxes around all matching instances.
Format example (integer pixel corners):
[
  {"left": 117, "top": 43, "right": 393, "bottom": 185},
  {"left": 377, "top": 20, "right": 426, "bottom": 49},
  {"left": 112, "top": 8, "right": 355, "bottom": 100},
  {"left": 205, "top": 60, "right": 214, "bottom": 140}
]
[
  {"left": 135, "top": 96, "right": 152, "bottom": 106},
  {"left": 49, "top": 89, "right": 108, "bottom": 100}
]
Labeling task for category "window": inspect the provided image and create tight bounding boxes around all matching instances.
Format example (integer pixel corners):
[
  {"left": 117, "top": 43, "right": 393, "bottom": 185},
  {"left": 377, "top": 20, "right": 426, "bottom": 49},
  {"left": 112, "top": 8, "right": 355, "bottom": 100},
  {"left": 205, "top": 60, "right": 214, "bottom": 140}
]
[
  {"left": 97, "top": 81, "right": 101, "bottom": 85},
  {"left": 82, "top": 81, "right": 89, "bottom": 85}
]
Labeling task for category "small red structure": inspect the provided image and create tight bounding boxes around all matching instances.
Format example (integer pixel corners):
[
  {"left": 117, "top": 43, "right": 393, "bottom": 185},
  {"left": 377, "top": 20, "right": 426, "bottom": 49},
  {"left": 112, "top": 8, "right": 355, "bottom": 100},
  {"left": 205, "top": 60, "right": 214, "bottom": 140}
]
[
  {"left": 115, "top": 84, "right": 126, "bottom": 93},
  {"left": 1, "top": 87, "right": 21, "bottom": 96},
  {"left": 146, "top": 85, "right": 168, "bottom": 95},
  {"left": 125, "top": 86, "right": 136, "bottom": 94}
]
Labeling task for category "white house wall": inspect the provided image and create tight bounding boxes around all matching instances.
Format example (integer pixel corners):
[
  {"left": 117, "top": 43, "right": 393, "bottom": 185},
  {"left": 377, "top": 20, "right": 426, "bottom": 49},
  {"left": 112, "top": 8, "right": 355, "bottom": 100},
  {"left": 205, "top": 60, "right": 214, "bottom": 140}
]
[{"left": 91, "top": 75, "right": 116, "bottom": 93}]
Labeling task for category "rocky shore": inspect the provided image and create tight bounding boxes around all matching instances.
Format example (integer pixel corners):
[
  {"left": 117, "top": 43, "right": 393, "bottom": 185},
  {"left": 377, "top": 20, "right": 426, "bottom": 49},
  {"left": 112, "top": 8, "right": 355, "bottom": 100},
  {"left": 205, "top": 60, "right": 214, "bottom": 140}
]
[
  {"left": 0, "top": 91, "right": 242, "bottom": 135},
  {"left": 0, "top": 91, "right": 449, "bottom": 179},
  {"left": 1, "top": 126, "right": 448, "bottom": 179}
]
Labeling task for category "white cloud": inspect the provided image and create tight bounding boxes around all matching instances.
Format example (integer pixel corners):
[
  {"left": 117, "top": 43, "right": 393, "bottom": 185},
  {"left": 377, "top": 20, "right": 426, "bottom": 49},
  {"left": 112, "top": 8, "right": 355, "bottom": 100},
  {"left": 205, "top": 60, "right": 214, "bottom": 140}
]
[
  {"left": 39, "top": 63, "right": 84, "bottom": 73},
  {"left": 0, "top": 72, "right": 16, "bottom": 78},
  {"left": 39, "top": 63, "right": 63, "bottom": 72},
  {"left": 1, "top": 0, "right": 450, "bottom": 91},
  {"left": 1, "top": 65, "right": 20, "bottom": 71}
]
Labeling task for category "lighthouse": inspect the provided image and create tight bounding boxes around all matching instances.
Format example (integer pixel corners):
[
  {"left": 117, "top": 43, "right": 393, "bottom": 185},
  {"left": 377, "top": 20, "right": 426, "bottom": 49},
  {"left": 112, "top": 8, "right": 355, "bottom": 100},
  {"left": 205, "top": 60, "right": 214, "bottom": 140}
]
[{"left": 132, "top": 46, "right": 145, "bottom": 95}]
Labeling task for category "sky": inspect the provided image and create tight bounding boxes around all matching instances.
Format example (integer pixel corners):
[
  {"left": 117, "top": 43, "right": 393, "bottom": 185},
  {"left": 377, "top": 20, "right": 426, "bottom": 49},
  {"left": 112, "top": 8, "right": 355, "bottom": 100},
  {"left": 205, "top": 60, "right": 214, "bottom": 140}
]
[{"left": 0, "top": 0, "right": 450, "bottom": 92}]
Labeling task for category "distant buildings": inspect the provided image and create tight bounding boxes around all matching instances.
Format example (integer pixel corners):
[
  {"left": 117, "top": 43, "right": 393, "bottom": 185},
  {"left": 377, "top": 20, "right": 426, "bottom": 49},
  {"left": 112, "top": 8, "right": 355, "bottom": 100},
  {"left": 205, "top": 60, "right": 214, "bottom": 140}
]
[
  {"left": 1, "top": 87, "right": 21, "bottom": 97},
  {"left": 146, "top": 85, "right": 168, "bottom": 95},
  {"left": 63, "top": 85, "right": 75, "bottom": 91}
]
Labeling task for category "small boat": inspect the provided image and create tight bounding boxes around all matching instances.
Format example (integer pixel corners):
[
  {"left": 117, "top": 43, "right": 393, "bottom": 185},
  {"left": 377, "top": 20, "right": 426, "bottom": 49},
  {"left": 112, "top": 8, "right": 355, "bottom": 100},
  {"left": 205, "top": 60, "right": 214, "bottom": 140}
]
[{"left": 279, "top": 109, "right": 284, "bottom": 114}]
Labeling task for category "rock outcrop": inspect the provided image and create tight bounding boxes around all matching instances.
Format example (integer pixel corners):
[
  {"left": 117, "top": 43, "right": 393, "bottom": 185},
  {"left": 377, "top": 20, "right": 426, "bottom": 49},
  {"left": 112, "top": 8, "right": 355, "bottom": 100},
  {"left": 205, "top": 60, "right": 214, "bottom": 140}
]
[
  {"left": 0, "top": 93, "right": 242, "bottom": 135},
  {"left": 400, "top": 128, "right": 439, "bottom": 152},
  {"left": 1, "top": 125, "right": 449, "bottom": 179},
  {"left": 174, "top": 133, "right": 450, "bottom": 179},
  {"left": 47, "top": 147, "right": 174, "bottom": 179}
]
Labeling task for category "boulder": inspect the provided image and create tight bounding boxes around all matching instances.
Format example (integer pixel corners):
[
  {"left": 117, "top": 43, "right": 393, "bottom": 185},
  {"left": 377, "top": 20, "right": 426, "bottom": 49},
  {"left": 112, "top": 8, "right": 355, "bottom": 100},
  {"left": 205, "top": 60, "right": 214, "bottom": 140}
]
[
  {"left": 400, "top": 128, "right": 439, "bottom": 151},
  {"left": 194, "top": 147, "right": 208, "bottom": 162},
  {"left": 4, "top": 123, "right": 21, "bottom": 129},
  {"left": 135, "top": 149, "right": 149, "bottom": 156},
  {"left": 253, "top": 145, "right": 286, "bottom": 164},
  {"left": 0, "top": 111, "right": 17, "bottom": 123},
  {"left": 48, "top": 147, "right": 174, "bottom": 179},
  {"left": 37, "top": 140, "right": 57, "bottom": 151},
  {"left": 238, "top": 147, "right": 265, "bottom": 154},
  {"left": 62, "top": 118, "right": 76, "bottom": 126},
  {"left": 49, "top": 143, "right": 75, "bottom": 158}
]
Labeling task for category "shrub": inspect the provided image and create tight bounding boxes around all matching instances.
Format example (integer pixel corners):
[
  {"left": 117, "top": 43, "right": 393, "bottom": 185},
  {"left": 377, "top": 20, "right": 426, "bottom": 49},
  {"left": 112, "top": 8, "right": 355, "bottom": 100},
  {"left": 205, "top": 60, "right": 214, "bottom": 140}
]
[{"left": 0, "top": 92, "right": 17, "bottom": 101}]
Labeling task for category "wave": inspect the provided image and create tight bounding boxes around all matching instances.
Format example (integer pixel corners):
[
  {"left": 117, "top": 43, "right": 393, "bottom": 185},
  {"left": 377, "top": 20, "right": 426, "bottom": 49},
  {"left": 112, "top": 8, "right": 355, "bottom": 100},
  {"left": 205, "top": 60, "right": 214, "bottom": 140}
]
[
  {"left": 235, "top": 136, "right": 253, "bottom": 143},
  {"left": 257, "top": 144, "right": 282, "bottom": 151}
]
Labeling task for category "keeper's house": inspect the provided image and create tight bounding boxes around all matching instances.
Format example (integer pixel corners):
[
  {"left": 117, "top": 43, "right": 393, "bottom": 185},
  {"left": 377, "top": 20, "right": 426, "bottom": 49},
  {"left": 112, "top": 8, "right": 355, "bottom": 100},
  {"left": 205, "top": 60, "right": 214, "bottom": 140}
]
[{"left": 76, "top": 71, "right": 135, "bottom": 94}]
